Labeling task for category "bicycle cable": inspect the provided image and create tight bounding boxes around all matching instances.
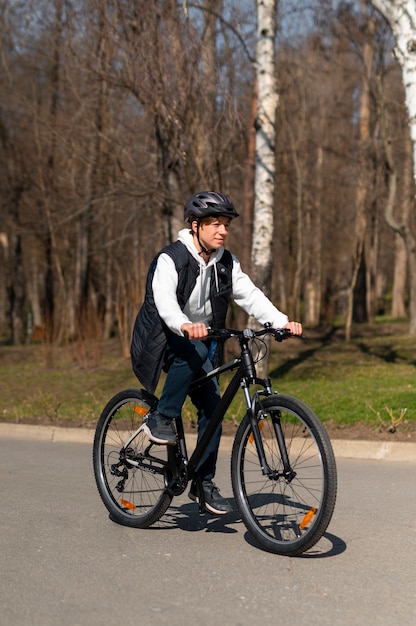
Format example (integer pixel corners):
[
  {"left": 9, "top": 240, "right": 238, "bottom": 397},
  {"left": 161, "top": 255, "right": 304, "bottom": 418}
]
[{"left": 251, "top": 336, "right": 268, "bottom": 364}]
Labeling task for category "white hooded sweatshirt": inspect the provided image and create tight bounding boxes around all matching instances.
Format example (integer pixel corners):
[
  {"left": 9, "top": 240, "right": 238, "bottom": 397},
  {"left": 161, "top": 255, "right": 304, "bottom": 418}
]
[{"left": 152, "top": 228, "right": 288, "bottom": 336}]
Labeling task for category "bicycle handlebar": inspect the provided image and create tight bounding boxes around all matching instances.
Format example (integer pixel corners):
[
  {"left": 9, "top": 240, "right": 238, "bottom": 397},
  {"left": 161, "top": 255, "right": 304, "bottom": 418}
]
[{"left": 206, "top": 326, "right": 302, "bottom": 342}]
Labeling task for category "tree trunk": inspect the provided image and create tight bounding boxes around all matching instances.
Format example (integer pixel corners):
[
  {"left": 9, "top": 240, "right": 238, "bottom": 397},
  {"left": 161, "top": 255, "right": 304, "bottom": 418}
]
[
  {"left": 391, "top": 235, "right": 407, "bottom": 317},
  {"left": 103, "top": 201, "right": 115, "bottom": 340},
  {"left": 242, "top": 81, "right": 257, "bottom": 276},
  {"left": 304, "top": 145, "right": 323, "bottom": 326},
  {"left": 371, "top": 1, "right": 416, "bottom": 175},
  {"left": 201, "top": 0, "right": 220, "bottom": 186},
  {"left": 287, "top": 122, "right": 303, "bottom": 321},
  {"left": 35, "top": 0, "right": 66, "bottom": 342},
  {"left": 380, "top": 75, "right": 416, "bottom": 332},
  {"left": 251, "top": 0, "right": 278, "bottom": 376},
  {"left": 345, "top": 6, "right": 374, "bottom": 340},
  {"left": 0, "top": 233, "right": 8, "bottom": 336},
  {"left": 75, "top": 3, "right": 110, "bottom": 326},
  {"left": 391, "top": 132, "right": 411, "bottom": 317},
  {"left": 27, "top": 246, "right": 43, "bottom": 329},
  {"left": 9, "top": 202, "right": 25, "bottom": 344},
  {"left": 252, "top": 0, "right": 278, "bottom": 292},
  {"left": 371, "top": 0, "right": 416, "bottom": 333},
  {"left": 365, "top": 198, "right": 379, "bottom": 324},
  {"left": 235, "top": 81, "right": 257, "bottom": 330}
]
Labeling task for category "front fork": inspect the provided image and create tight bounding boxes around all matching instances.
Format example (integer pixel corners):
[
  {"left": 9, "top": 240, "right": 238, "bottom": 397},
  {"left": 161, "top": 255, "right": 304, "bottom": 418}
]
[{"left": 242, "top": 378, "right": 296, "bottom": 482}]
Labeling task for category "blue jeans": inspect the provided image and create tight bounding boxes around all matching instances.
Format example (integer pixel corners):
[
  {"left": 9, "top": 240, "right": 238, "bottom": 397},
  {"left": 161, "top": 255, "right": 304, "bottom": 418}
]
[{"left": 157, "top": 334, "right": 221, "bottom": 481}]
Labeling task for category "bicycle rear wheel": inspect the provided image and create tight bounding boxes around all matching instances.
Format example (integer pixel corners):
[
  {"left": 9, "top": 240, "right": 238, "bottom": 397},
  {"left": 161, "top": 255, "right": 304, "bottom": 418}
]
[
  {"left": 231, "top": 394, "right": 337, "bottom": 556},
  {"left": 93, "top": 388, "right": 173, "bottom": 528}
]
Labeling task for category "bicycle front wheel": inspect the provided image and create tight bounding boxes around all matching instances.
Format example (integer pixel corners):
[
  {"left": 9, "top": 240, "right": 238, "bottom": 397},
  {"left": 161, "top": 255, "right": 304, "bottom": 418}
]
[
  {"left": 93, "top": 388, "right": 173, "bottom": 528},
  {"left": 231, "top": 394, "right": 337, "bottom": 556}
]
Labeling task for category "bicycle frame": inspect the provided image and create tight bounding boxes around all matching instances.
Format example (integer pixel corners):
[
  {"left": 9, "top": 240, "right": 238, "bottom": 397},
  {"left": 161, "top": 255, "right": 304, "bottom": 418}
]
[
  {"left": 123, "top": 328, "right": 295, "bottom": 495},
  {"left": 184, "top": 358, "right": 243, "bottom": 477},
  {"left": 174, "top": 335, "right": 290, "bottom": 484}
]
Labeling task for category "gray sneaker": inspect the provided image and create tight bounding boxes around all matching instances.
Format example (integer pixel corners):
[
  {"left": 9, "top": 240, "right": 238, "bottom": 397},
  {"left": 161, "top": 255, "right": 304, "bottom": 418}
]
[
  {"left": 189, "top": 479, "right": 232, "bottom": 515},
  {"left": 143, "top": 411, "right": 176, "bottom": 445}
]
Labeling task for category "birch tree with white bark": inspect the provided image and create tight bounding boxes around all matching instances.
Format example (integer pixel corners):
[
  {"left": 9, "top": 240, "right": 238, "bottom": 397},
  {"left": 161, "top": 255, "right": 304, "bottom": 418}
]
[
  {"left": 371, "top": 1, "right": 416, "bottom": 177},
  {"left": 251, "top": 0, "right": 278, "bottom": 298},
  {"left": 249, "top": 0, "right": 278, "bottom": 374},
  {"left": 370, "top": 0, "right": 416, "bottom": 333}
]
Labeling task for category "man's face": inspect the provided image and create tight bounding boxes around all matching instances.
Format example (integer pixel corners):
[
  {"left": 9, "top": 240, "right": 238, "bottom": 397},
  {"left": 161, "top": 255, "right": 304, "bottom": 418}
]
[{"left": 193, "top": 216, "right": 231, "bottom": 251}]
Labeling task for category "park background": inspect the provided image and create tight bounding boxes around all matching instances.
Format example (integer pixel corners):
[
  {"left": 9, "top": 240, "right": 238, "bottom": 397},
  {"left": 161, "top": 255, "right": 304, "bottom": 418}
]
[{"left": 1, "top": 1, "right": 415, "bottom": 440}]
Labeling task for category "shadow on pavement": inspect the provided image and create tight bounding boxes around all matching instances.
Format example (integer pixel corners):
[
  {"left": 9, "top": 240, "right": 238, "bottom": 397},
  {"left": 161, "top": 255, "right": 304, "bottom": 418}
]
[
  {"left": 243, "top": 529, "right": 347, "bottom": 558},
  {"left": 124, "top": 499, "right": 347, "bottom": 559}
]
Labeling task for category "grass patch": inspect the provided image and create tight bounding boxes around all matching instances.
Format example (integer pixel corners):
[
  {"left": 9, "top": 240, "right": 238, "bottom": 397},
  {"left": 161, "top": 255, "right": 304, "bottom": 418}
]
[
  {"left": 0, "top": 323, "right": 415, "bottom": 434},
  {"left": 264, "top": 327, "right": 416, "bottom": 431},
  {"left": 0, "top": 342, "right": 138, "bottom": 427}
]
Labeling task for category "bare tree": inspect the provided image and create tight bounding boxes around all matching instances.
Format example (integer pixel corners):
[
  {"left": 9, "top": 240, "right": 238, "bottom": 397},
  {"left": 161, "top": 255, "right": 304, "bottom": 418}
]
[
  {"left": 0, "top": 0, "right": 412, "bottom": 348},
  {"left": 345, "top": 3, "right": 375, "bottom": 341},
  {"left": 370, "top": 0, "right": 416, "bottom": 332},
  {"left": 391, "top": 132, "right": 412, "bottom": 318}
]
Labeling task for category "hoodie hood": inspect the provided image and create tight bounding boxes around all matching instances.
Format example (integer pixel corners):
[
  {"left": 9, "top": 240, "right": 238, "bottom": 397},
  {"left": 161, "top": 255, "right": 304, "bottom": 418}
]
[{"left": 177, "top": 228, "right": 224, "bottom": 265}]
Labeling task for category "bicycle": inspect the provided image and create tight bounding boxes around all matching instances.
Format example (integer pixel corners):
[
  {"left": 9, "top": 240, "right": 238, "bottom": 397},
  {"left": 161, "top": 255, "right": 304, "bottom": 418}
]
[{"left": 93, "top": 326, "right": 337, "bottom": 556}]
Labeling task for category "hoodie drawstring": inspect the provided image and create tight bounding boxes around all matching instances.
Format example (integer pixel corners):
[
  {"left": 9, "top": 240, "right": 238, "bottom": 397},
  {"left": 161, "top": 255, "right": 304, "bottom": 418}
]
[
  {"left": 213, "top": 259, "right": 219, "bottom": 292},
  {"left": 197, "top": 259, "right": 219, "bottom": 309}
]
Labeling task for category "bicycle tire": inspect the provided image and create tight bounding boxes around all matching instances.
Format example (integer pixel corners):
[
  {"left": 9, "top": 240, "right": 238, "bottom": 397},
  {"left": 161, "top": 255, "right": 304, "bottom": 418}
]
[
  {"left": 93, "top": 388, "right": 173, "bottom": 528},
  {"left": 231, "top": 394, "right": 337, "bottom": 556}
]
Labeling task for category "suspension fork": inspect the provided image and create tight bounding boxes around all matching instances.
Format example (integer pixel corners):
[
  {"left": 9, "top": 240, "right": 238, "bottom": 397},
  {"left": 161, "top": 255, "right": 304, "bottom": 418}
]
[
  {"left": 270, "top": 408, "right": 297, "bottom": 481},
  {"left": 243, "top": 380, "right": 296, "bottom": 481},
  {"left": 241, "top": 380, "right": 271, "bottom": 476}
]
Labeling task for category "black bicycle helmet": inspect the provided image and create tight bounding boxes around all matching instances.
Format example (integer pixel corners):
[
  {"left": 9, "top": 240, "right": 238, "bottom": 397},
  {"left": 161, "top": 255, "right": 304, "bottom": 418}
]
[{"left": 184, "top": 191, "right": 239, "bottom": 223}]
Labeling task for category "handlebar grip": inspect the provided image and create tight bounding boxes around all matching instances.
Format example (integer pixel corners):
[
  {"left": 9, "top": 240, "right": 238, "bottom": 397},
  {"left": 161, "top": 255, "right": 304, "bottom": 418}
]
[{"left": 273, "top": 328, "right": 305, "bottom": 342}]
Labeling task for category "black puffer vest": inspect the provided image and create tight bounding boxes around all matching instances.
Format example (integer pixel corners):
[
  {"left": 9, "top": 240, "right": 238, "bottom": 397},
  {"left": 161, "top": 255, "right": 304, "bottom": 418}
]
[{"left": 130, "top": 241, "right": 233, "bottom": 393}]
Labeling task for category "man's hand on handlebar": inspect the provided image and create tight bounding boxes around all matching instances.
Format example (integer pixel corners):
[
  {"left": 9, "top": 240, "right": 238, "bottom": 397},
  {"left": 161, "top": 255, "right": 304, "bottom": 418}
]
[
  {"left": 284, "top": 321, "right": 303, "bottom": 336},
  {"left": 180, "top": 321, "right": 303, "bottom": 340},
  {"left": 181, "top": 322, "right": 209, "bottom": 340}
]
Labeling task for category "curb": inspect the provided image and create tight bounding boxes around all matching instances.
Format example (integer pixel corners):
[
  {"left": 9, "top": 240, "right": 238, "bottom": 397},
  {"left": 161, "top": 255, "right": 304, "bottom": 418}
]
[{"left": 0, "top": 423, "right": 415, "bottom": 463}]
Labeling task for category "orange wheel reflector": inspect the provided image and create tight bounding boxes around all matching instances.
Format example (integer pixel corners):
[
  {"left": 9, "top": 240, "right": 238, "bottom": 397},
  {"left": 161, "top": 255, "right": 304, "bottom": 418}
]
[
  {"left": 299, "top": 507, "right": 317, "bottom": 530},
  {"left": 249, "top": 420, "right": 265, "bottom": 444},
  {"left": 120, "top": 499, "right": 136, "bottom": 510},
  {"left": 133, "top": 406, "right": 148, "bottom": 416}
]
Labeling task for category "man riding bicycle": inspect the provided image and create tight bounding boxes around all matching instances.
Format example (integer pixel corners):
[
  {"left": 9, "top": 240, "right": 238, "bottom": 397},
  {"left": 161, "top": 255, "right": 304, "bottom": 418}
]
[{"left": 131, "top": 191, "right": 302, "bottom": 515}]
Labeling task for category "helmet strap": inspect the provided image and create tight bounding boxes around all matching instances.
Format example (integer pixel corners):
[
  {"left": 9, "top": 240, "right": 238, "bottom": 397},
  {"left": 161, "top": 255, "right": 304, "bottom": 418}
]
[{"left": 194, "top": 221, "right": 215, "bottom": 257}]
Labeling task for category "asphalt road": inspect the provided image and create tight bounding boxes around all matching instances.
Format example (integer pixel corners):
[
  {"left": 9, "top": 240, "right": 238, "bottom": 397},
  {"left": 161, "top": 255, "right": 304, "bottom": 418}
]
[{"left": 0, "top": 437, "right": 415, "bottom": 626}]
